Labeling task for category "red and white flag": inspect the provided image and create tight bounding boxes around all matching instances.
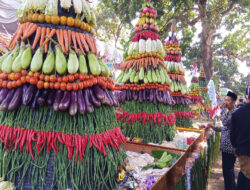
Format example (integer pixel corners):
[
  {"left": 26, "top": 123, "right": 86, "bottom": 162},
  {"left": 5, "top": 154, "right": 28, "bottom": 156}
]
[{"left": 210, "top": 106, "right": 220, "bottom": 119}]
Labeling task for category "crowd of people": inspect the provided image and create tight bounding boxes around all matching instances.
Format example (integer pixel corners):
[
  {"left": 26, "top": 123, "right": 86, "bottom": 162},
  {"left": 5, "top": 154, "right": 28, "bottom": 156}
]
[{"left": 209, "top": 85, "right": 250, "bottom": 190}]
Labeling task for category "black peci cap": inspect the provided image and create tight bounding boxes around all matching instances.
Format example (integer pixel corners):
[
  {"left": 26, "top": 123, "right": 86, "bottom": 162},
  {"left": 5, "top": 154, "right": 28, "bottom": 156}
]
[{"left": 227, "top": 91, "right": 238, "bottom": 101}]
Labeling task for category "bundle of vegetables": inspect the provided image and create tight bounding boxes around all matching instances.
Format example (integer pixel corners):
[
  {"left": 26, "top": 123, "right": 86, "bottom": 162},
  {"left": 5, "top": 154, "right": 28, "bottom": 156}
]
[
  {"left": 0, "top": 1, "right": 126, "bottom": 189},
  {"left": 172, "top": 104, "right": 193, "bottom": 128},
  {"left": 17, "top": 0, "right": 97, "bottom": 32},
  {"left": 163, "top": 31, "right": 193, "bottom": 128},
  {"left": 115, "top": 4, "right": 176, "bottom": 143},
  {"left": 190, "top": 77, "right": 202, "bottom": 102}
]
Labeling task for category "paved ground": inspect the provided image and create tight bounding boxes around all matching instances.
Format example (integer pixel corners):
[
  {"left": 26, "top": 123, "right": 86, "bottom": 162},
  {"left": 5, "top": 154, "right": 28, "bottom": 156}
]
[{"left": 207, "top": 154, "right": 240, "bottom": 190}]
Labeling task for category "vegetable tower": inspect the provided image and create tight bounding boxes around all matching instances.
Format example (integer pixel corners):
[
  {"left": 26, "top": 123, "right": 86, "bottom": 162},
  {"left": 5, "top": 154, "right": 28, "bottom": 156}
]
[
  {"left": 164, "top": 30, "right": 193, "bottom": 128},
  {"left": 190, "top": 76, "right": 203, "bottom": 120},
  {"left": 115, "top": 2, "right": 176, "bottom": 143},
  {"left": 0, "top": 1, "right": 126, "bottom": 189},
  {"left": 199, "top": 66, "right": 212, "bottom": 118}
]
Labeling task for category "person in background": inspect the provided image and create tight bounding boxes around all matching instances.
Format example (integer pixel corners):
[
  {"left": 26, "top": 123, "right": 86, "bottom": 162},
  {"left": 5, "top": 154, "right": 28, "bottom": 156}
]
[
  {"left": 231, "top": 86, "right": 250, "bottom": 190},
  {"left": 212, "top": 91, "right": 238, "bottom": 190},
  {"left": 236, "top": 98, "right": 244, "bottom": 109}
]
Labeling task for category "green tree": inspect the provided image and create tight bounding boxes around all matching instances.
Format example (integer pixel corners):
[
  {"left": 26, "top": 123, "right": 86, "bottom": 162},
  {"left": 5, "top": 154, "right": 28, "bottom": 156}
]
[{"left": 100, "top": 0, "right": 249, "bottom": 80}]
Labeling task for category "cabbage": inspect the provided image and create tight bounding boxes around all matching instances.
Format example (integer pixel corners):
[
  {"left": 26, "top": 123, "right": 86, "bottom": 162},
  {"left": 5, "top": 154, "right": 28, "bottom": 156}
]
[{"left": 146, "top": 39, "right": 152, "bottom": 53}]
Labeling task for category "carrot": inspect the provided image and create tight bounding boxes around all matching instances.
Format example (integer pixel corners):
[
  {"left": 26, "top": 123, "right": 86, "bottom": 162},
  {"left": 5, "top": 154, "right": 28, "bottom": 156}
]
[
  {"left": 23, "top": 23, "right": 37, "bottom": 41},
  {"left": 59, "top": 29, "right": 66, "bottom": 53},
  {"left": 22, "top": 22, "right": 31, "bottom": 37},
  {"left": 80, "top": 33, "right": 89, "bottom": 52},
  {"left": 71, "top": 31, "right": 78, "bottom": 54},
  {"left": 91, "top": 36, "right": 97, "bottom": 54},
  {"left": 63, "top": 30, "right": 69, "bottom": 54},
  {"left": 9, "top": 32, "right": 18, "bottom": 50},
  {"left": 40, "top": 27, "right": 46, "bottom": 47},
  {"left": 75, "top": 32, "right": 85, "bottom": 55},
  {"left": 154, "top": 58, "right": 159, "bottom": 68},
  {"left": 16, "top": 24, "right": 24, "bottom": 42},
  {"left": 43, "top": 28, "right": 56, "bottom": 46},
  {"left": 44, "top": 28, "right": 50, "bottom": 53},
  {"left": 84, "top": 34, "right": 94, "bottom": 53},
  {"left": 67, "top": 30, "right": 72, "bottom": 48},
  {"left": 32, "top": 27, "right": 42, "bottom": 50}
]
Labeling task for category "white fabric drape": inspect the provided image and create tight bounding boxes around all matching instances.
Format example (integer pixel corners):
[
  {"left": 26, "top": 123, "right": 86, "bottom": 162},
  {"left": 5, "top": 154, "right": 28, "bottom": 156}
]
[{"left": 0, "top": 0, "right": 21, "bottom": 23}]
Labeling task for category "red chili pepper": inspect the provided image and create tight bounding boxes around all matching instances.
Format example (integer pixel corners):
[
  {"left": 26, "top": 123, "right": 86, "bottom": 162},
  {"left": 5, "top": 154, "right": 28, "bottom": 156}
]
[
  {"left": 27, "top": 130, "right": 35, "bottom": 160},
  {"left": 46, "top": 131, "right": 52, "bottom": 154},
  {"left": 4, "top": 127, "right": 11, "bottom": 152},
  {"left": 14, "top": 127, "right": 23, "bottom": 150},
  {"left": 81, "top": 135, "right": 88, "bottom": 157}
]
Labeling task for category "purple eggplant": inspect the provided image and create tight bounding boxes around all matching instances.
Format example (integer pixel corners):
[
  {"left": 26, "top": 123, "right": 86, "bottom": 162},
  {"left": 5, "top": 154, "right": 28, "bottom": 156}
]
[
  {"left": 93, "top": 85, "right": 106, "bottom": 101},
  {"left": 128, "top": 90, "right": 132, "bottom": 101},
  {"left": 139, "top": 90, "right": 143, "bottom": 102},
  {"left": 112, "top": 92, "right": 119, "bottom": 107},
  {"left": 8, "top": 87, "right": 22, "bottom": 111},
  {"left": 22, "top": 85, "right": 35, "bottom": 106},
  {"left": 0, "top": 88, "right": 9, "bottom": 103},
  {"left": 83, "top": 89, "right": 94, "bottom": 113},
  {"left": 77, "top": 90, "right": 86, "bottom": 114},
  {"left": 69, "top": 91, "right": 78, "bottom": 115},
  {"left": 142, "top": 90, "right": 146, "bottom": 101},
  {"left": 105, "top": 89, "right": 114, "bottom": 106},
  {"left": 156, "top": 90, "right": 163, "bottom": 103},
  {"left": 145, "top": 89, "right": 150, "bottom": 101},
  {"left": 31, "top": 89, "right": 41, "bottom": 110},
  {"left": 0, "top": 89, "right": 15, "bottom": 111},
  {"left": 121, "top": 90, "right": 126, "bottom": 103},
  {"left": 149, "top": 89, "right": 154, "bottom": 102},
  {"left": 132, "top": 91, "right": 138, "bottom": 100},
  {"left": 53, "top": 90, "right": 63, "bottom": 111},
  {"left": 153, "top": 90, "right": 157, "bottom": 105},
  {"left": 59, "top": 91, "right": 71, "bottom": 111},
  {"left": 89, "top": 88, "right": 101, "bottom": 107},
  {"left": 107, "top": 90, "right": 118, "bottom": 106},
  {"left": 47, "top": 90, "right": 56, "bottom": 105},
  {"left": 37, "top": 89, "right": 48, "bottom": 106}
]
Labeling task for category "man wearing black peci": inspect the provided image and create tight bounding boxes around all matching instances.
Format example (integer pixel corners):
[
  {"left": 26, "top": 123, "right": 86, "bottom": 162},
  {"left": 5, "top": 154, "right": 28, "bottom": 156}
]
[
  {"left": 212, "top": 91, "right": 238, "bottom": 190},
  {"left": 231, "top": 86, "right": 250, "bottom": 190}
]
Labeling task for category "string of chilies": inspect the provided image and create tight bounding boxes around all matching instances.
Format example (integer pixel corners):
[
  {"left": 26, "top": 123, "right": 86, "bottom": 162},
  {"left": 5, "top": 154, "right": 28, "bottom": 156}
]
[
  {"left": 174, "top": 111, "right": 194, "bottom": 119},
  {"left": 0, "top": 125, "right": 126, "bottom": 163},
  {"left": 116, "top": 107, "right": 176, "bottom": 126}
]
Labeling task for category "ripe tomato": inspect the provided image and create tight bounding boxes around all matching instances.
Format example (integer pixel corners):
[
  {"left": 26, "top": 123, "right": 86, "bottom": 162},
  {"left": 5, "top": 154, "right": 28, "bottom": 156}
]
[
  {"left": 62, "top": 76, "right": 68, "bottom": 83},
  {"left": 37, "top": 81, "right": 44, "bottom": 89},
  {"left": 60, "top": 82, "right": 66, "bottom": 91},
  {"left": 57, "top": 77, "right": 62, "bottom": 82},
  {"left": 21, "top": 69, "right": 27, "bottom": 76},
  {"left": 79, "top": 73, "right": 85, "bottom": 81},
  {"left": 30, "top": 77, "right": 38, "bottom": 85},
  {"left": 68, "top": 74, "right": 75, "bottom": 82},
  {"left": 16, "top": 80, "right": 22, "bottom": 86},
  {"left": 2, "top": 81, "right": 7, "bottom": 88},
  {"left": 39, "top": 74, "right": 45, "bottom": 81},
  {"left": 21, "top": 76, "right": 26, "bottom": 83},
  {"left": 44, "top": 82, "right": 49, "bottom": 89},
  {"left": 74, "top": 73, "right": 79, "bottom": 79},
  {"left": 34, "top": 72, "right": 40, "bottom": 78},
  {"left": 50, "top": 75, "right": 57, "bottom": 82},
  {"left": 45, "top": 75, "right": 50, "bottom": 82},
  {"left": 72, "top": 83, "right": 79, "bottom": 91},
  {"left": 28, "top": 71, "right": 34, "bottom": 76},
  {"left": 15, "top": 73, "right": 22, "bottom": 80},
  {"left": 78, "top": 82, "right": 84, "bottom": 89},
  {"left": 54, "top": 82, "right": 60, "bottom": 89},
  {"left": 7, "top": 82, "right": 12, "bottom": 89},
  {"left": 66, "top": 83, "right": 73, "bottom": 91},
  {"left": 49, "top": 82, "right": 54, "bottom": 89}
]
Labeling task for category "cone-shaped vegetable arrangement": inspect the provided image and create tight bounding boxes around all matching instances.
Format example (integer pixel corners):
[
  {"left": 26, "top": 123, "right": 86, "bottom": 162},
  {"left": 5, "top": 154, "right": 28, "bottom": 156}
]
[
  {"left": 190, "top": 75, "right": 203, "bottom": 120},
  {"left": 199, "top": 66, "right": 212, "bottom": 117},
  {"left": 164, "top": 32, "right": 193, "bottom": 128},
  {"left": 115, "top": 2, "right": 176, "bottom": 144},
  {"left": 0, "top": 1, "right": 126, "bottom": 189}
]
